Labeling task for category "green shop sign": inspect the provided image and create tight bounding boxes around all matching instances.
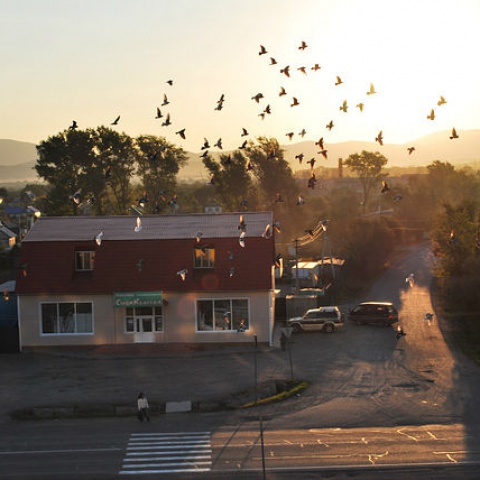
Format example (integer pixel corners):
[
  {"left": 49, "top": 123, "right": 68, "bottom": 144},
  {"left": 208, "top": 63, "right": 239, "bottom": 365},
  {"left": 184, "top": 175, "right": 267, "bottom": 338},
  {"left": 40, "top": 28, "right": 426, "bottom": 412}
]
[{"left": 114, "top": 291, "right": 163, "bottom": 308}]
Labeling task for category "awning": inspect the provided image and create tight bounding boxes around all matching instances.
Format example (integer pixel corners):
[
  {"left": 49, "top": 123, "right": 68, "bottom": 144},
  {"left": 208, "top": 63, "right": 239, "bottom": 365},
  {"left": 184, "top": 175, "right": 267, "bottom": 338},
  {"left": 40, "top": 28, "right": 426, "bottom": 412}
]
[{"left": 114, "top": 291, "right": 163, "bottom": 308}]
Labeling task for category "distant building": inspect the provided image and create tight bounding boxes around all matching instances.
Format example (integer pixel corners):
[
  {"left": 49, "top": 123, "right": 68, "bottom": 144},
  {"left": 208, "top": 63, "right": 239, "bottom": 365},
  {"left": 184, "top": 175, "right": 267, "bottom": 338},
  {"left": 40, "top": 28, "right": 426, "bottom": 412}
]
[
  {"left": 15, "top": 212, "right": 277, "bottom": 349},
  {"left": 0, "top": 223, "right": 16, "bottom": 250}
]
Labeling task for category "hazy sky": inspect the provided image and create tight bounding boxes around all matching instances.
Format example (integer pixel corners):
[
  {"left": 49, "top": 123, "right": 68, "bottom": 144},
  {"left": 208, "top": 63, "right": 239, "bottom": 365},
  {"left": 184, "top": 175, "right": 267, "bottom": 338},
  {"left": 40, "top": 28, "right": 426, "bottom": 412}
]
[{"left": 1, "top": 0, "right": 479, "bottom": 155}]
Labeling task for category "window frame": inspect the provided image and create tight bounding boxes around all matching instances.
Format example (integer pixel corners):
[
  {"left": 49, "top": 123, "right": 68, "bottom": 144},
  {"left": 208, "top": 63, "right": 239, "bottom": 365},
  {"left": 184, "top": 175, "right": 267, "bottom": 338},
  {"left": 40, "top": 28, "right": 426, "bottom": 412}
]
[
  {"left": 196, "top": 298, "right": 249, "bottom": 332},
  {"left": 124, "top": 306, "right": 164, "bottom": 333},
  {"left": 40, "top": 301, "right": 94, "bottom": 336},
  {"left": 75, "top": 250, "right": 95, "bottom": 271},
  {"left": 193, "top": 246, "right": 215, "bottom": 269}
]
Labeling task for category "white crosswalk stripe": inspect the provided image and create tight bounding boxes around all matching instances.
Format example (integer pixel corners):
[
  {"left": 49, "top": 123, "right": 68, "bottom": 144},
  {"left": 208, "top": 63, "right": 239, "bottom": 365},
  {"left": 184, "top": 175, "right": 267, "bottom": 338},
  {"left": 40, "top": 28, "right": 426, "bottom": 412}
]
[{"left": 119, "top": 432, "right": 212, "bottom": 474}]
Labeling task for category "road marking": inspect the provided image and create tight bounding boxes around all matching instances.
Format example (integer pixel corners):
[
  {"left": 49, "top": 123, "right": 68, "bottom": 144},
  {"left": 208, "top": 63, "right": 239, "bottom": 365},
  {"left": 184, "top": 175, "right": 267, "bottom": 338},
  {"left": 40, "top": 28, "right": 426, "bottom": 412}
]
[{"left": 119, "top": 432, "right": 212, "bottom": 475}]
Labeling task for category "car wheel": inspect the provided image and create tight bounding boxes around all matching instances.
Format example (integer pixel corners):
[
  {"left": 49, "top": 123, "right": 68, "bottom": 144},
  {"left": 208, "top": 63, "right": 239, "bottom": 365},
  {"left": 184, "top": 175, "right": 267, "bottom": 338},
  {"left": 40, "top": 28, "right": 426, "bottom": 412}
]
[
  {"left": 323, "top": 323, "right": 334, "bottom": 333},
  {"left": 292, "top": 323, "right": 302, "bottom": 333}
]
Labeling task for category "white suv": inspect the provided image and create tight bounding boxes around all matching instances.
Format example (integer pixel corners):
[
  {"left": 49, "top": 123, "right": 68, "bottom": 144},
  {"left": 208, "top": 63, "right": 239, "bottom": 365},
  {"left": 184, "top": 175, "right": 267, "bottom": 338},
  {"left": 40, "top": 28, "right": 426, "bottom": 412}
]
[{"left": 287, "top": 306, "right": 344, "bottom": 333}]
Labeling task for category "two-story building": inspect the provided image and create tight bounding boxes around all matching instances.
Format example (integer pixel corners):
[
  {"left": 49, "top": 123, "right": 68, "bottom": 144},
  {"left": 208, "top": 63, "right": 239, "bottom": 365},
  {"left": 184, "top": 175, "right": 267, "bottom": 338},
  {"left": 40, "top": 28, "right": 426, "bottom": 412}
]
[{"left": 15, "top": 212, "right": 276, "bottom": 349}]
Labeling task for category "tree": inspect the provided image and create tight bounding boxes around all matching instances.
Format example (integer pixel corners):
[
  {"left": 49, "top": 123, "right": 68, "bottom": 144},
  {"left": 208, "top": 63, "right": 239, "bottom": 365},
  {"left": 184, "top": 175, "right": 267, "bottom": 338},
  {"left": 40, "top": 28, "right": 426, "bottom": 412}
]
[
  {"left": 135, "top": 135, "right": 188, "bottom": 214},
  {"left": 343, "top": 150, "right": 388, "bottom": 212}
]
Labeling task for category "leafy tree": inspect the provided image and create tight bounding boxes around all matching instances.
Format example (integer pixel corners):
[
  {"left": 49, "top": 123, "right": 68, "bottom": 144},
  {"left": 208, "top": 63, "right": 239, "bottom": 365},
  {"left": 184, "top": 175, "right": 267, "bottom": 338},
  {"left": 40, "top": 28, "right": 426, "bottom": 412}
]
[
  {"left": 343, "top": 150, "right": 388, "bottom": 212},
  {"left": 135, "top": 135, "right": 187, "bottom": 214},
  {"left": 36, "top": 129, "right": 97, "bottom": 215}
]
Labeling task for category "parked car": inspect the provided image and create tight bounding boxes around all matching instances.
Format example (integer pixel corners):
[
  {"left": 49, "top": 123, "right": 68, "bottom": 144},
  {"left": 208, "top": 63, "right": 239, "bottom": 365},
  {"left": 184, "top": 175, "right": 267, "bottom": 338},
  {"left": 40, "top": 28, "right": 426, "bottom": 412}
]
[
  {"left": 348, "top": 301, "right": 398, "bottom": 326},
  {"left": 287, "top": 306, "right": 344, "bottom": 333}
]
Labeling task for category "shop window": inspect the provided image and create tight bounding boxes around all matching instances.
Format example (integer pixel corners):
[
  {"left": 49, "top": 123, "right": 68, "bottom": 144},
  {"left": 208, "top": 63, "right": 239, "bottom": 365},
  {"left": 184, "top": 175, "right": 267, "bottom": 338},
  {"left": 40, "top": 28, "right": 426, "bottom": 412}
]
[
  {"left": 196, "top": 298, "right": 249, "bottom": 332},
  {"left": 41, "top": 302, "right": 93, "bottom": 335}
]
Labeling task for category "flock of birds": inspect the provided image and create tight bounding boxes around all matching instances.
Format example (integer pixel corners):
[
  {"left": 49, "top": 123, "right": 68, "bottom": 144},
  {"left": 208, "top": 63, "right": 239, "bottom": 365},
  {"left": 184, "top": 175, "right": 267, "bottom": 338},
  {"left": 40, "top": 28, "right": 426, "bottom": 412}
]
[{"left": 62, "top": 40, "right": 464, "bottom": 282}]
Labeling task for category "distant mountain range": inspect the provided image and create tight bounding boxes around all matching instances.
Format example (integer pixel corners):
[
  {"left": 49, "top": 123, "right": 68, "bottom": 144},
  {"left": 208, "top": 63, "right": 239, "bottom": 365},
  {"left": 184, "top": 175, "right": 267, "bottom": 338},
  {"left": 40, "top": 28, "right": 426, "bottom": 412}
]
[{"left": 1, "top": 130, "right": 480, "bottom": 185}]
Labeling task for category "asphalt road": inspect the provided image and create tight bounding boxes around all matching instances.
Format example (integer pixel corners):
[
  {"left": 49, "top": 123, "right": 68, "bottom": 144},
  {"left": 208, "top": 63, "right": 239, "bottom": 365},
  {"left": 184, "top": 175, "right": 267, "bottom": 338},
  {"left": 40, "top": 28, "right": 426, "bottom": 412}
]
[{"left": 1, "top": 242, "right": 480, "bottom": 478}]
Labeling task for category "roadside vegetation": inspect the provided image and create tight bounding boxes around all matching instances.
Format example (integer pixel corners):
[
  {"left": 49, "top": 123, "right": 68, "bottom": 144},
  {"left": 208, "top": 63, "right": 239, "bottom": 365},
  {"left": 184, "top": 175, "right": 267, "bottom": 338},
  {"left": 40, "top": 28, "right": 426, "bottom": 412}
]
[{"left": 1, "top": 127, "right": 480, "bottom": 363}]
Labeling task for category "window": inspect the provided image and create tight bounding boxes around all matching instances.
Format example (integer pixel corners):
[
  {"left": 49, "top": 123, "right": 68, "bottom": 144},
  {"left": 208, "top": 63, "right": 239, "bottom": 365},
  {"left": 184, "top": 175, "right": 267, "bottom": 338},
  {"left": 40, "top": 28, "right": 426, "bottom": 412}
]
[
  {"left": 41, "top": 302, "right": 93, "bottom": 335},
  {"left": 75, "top": 251, "right": 95, "bottom": 271},
  {"left": 197, "top": 298, "right": 249, "bottom": 332},
  {"left": 125, "top": 306, "right": 163, "bottom": 333},
  {"left": 194, "top": 247, "right": 215, "bottom": 268}
]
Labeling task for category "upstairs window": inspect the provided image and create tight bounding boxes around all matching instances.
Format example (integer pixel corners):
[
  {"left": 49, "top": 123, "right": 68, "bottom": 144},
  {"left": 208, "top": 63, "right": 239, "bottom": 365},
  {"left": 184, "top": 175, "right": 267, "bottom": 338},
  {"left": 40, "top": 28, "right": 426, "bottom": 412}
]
[
  {"left": 194, "top": 246, "right": 215, "bottom": 268},
  {"left": 75, "top": 250, "right": 95, "bottom": 271}
]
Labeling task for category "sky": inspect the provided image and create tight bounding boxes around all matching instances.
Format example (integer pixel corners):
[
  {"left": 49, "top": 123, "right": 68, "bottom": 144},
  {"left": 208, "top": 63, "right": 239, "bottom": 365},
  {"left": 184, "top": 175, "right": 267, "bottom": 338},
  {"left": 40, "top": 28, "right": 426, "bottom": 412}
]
[{"left": 1, "top": 0, "right": 480, "bottom": 156}]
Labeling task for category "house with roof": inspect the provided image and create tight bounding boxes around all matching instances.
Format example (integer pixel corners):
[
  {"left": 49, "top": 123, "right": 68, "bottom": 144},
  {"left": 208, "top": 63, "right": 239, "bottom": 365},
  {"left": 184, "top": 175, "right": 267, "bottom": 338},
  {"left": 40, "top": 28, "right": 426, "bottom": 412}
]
[
  {"left": 0, "top": 222, "right": 17, "bottom": 250},
  {"left": 15, "top": 212, "right": 277, "bottom": 349}
]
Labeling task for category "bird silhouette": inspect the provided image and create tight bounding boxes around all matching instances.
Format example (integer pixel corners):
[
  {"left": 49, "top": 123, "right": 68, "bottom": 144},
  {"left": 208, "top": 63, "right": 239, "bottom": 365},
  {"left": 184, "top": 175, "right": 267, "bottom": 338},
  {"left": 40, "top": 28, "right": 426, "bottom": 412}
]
[
  {"left": 295, "top": 153, "right": 304, "bottom": 164},
  {"left": 138, "top": 192, "right": 148, "bottom": 208},
  {"left": 280, "top": 66, "right": 290, "bottom": 77},
  {"left": 286, "top": 132, "right": 294, "bottom": 141},
  {"left": 381, "top": 180, "right": 390, "bottom": 193},
  {"left": 335, "top": 76, "right": 343, "bottom": 86},
  {"left": 241, "top": 127, "right": 249, "bottom": 136},
  {"left": 239, "top": 140, "right": 247, "bottom": 149},
  {"left": 175, "top": 129, "right": 186, "bottom": 139},
  {"left": 356, "top": 103, "right": 364, "bottom": 112},
  {"left": 214, "top": 138, "right": 223, "bottom": 149},
  {"left": 111, "top": 115, "right": 120, "bottom": 125},
  {"left": 376, "top": 130, "right": 384, "bottom": 145},
  {"left": 279, "top": 86, "right": 287, "bottom": 96},
  {"left": 239, "top": 231, "right": 246, "bottom": 248},
  {"left": 311, "top": 64, "right": 321, "bottom": 71},
  {"left": 252, "top": 92, "right": 264, "bottom": 103},
  {"left": 437, "top": 95, "right": 447, "bottom": 106},
  {"left": 155, "top": 107, "right": 163, "bottom": 119},
  {"left": 161, "top": 113, "right": 171, "bottom": 126},
  {"left": 262, "top": 224, "right": 273, "bottom": 238},
  {"left": 450, "top": 127, "right": 459, "bottom": 139},
  {"left": 297, "top": 66, "right": 307, "bottom": 75},
  {"left": 307, "top": 158, "right": 316, "bottom": 169},
  {"left": 263, "top": 104, "right": 271, "bottom": 114},
  {"left": 200, "top": 150, "right": 209, "bottom": 158},
  {"left": 318, "top": 149, "right": 328, "bottom": 159},
  {"left": 269, "top": 57, "right": 277, "bottom": 65},
  {"left": 259, "top": 45, "right": 267, "bottom": 55},
  {"left": 69, "top": 188, "right": 82, "bottom": 205},
  {"left": 326, "top": 120, "right": 334, "bottom": 130},
  {"left": 201, "top": 138, "right": 210, "bottom": 150},
  {"left": 299, "top": 129, "right": 306, "bottom": 137},
  {"left": 315, "top": 137, "right": 324, "bottom": 149},
  {"left": 407, "top": 147, "right": 416, "bottom": 155},
  {"left": 339, "top": 100, "right": 348, "bottom": 112},
  {"left": 161, "top": 93, "right": 169, "bottom": 106},
  {"left": 134, "top": 216, "right": 142, "bottom": 233},
  {"left": 291, "top": 97, "right": 300, "bottom": 107},
  {"left": 366, "top": 83, "right": 377, "bottom": 95},
  {"left": 69, "top": 120, "right": 78, "bottom": 130},
  {"left": 427, "top": 109, "right": 435, "bottom": 120},
  {"left": 298, "top": 40, "right": 308, "bottom": 50},
  {"left": 238, "top": 214, "right": 247, "bottom": 232},
  {"left": 166, "top": 79, "right": 173, "bottom": 86}
]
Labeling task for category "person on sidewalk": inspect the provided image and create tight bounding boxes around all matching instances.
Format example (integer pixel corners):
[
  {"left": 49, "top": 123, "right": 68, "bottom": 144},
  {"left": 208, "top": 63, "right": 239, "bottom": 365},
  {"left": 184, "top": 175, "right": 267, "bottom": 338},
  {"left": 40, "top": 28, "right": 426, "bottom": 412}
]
[{"left": 137, "top": 392, "right": 150, "bottom": 422}]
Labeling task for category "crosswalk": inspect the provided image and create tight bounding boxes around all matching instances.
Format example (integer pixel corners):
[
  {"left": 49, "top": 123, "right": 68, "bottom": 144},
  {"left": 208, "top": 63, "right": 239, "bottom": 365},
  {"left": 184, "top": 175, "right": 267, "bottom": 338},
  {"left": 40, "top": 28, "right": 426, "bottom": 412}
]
[{"left": 119, "top": 432, "right": 212, "bottom": 475}]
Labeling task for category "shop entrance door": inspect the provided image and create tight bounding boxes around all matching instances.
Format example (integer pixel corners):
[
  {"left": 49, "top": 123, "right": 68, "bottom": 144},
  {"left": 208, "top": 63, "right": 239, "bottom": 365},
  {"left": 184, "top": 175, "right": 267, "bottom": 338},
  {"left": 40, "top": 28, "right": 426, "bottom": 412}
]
[{"left": 134, "top": 317, "right": 155, "bottom": 343}]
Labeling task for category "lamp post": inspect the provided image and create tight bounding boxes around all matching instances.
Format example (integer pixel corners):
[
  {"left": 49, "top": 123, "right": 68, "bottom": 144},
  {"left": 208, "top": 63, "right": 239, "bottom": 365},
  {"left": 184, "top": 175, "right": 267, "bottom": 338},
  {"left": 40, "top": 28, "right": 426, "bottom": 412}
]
[{"left": 254, "top": 334, "right": 267, "bottom": 479}]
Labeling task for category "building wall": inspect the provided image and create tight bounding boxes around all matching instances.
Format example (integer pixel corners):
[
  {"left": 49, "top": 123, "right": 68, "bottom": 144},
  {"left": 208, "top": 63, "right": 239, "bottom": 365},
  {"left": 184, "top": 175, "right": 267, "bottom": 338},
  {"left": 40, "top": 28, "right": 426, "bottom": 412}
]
[{"left": 18, "top": 290, "right": 273, "bottom": 348}]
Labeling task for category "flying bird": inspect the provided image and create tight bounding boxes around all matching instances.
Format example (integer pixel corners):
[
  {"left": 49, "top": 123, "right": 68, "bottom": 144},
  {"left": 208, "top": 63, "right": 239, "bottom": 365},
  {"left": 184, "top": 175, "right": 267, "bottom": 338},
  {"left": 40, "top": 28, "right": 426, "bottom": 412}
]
[
  {"left": 201, "top": 138, "right": 210, "bottom": 150},
  {"left": 339, "top": 100, "right": 348, "bottom": 112},
  {"left": 161, "top": 94, "right": 169, "bottom": 106},
  {"left": 315, "top": 137, "right": 324, "bottom": 149},
  {"left": 437, "top": 95, "right": 447, "bottom": 106},
  {"left": 375, "top": 130, "right": 384, "bottom": 146},
  {"left": 263, "top": 104, "right": 271, "bottom": 114},
  {"left": 259, "top": 45, "right": 267, "bottom": 55},
  {"left": 318, "top": 149, "right": 328, "bottom": 159},
  {"left": 161, "top": 113, "right": 171, "bottom": 126},
  {"left": 95, "top": 231, "right": 103, "bottom": 246},
  {"left": 69, "top": 120, "right": 78, "bottom": 130},
  {"left": 138, "top": 192, "right": 148, "bottom": 208},
  {"left": 280, "top": 66, "right": 290, "bottom": 77},
  {"left": 381, "top": 180, "right": 390, "bottom": 193},
  {"left": 450, "top": 128, "right": 459, "bottom": 139},
  {"left": 195, "top": 231, "right": 203, "bottom": 243},
  {"left": 307, "top": 158, "right": 316, "bottom": 169},
  {"left": 335, "top": 76, "right": 343, "bottom": 86},
  {"left": 311, "top": 63, "right": 321, "bottom": 71},
  {"left": 286, "top": 132, "right": 294, "bottom": 141},
  {"left": 238, "top": 214, "right": 247, "bottom": 232},
  {"left": 134, "top": 216, "right": 142, "bottom": 232},
  {"left": 298, "top": 129, "right": 306, "bottom": 137},
  {"left": 239, "top": 231, "right": 246, "bottom": 248},
  {"left": 297, "top": 66, "right": 307, "bottom": 75},
  {"left": 69, "top": 189, "right": 82, "bottom": 205},
  {"left": 269, "top": 57, "right": 277, "bottom": 65},
  {"left": 155, "top": 107, "right": 163, "bottom": 119},
  {"left": 252, "top": 92, "right": 264, "bottom": 103},
  {"left": 241, "top": 127, "right": 249, "bottom": 136},
  {"left": 166, "top": 79, "right": 173, "bottom": 86},
  {"left": 239, "top": 140, "right": 247, "bottom": 149},
  {"left": 279, "top": 86, "right": 287, "bottom": 96},
  {"left": 427, "top": 109, "right": 435, "bottom": 120},
  {"left": 111, "top": 115, "right": 120, "bottom": 125},
  {"left": 214, "top": 138, "right": 223, "bottom": 149},
  {"left": 175, "top": 129, "right": 186, "bottom": 139},
  {"left": 366, "top": 83, "right": 377, "bottom": 95},
  {"left": 177, "top": 269, "right": 188, "bottom": 281},
  {"left": 295, "top": 153, "right": 304, "bottom": 163},
  {"left": 262, "top": 224, "right": 272, "bottom": 239},
  {"left": 407, "top": 147, "right": 416, "bottom": 155},
  {"left": 291, "top": 97, "right": 300, "bottom": 107},
  {"left": 326, "top": 120, "right": 334, "bottom": 130},
  {"left": 298, "top": 40, "right": 308, "bottom": 50}
]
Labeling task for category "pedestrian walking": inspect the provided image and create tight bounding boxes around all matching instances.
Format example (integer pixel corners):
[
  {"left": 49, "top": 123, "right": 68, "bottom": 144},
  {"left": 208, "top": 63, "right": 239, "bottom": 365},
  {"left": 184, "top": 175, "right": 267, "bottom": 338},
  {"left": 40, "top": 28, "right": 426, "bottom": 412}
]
[{"left": 137, "top": 392, "right": 150, "bottom": 422}]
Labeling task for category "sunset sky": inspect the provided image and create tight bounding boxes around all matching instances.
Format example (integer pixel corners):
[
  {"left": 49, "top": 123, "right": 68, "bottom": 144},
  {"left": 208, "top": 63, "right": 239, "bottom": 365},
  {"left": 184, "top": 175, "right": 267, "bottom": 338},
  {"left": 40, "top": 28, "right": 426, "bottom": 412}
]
[{"left": 1, "top": 0, "right": 479, "bottom": 155}]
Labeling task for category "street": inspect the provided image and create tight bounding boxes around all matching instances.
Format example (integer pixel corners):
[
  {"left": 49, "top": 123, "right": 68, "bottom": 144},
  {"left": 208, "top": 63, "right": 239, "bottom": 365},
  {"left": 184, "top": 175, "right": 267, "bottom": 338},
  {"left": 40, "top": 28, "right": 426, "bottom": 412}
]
[{"left": 1, "top": 243, "right": 480, "bottom": 478}]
